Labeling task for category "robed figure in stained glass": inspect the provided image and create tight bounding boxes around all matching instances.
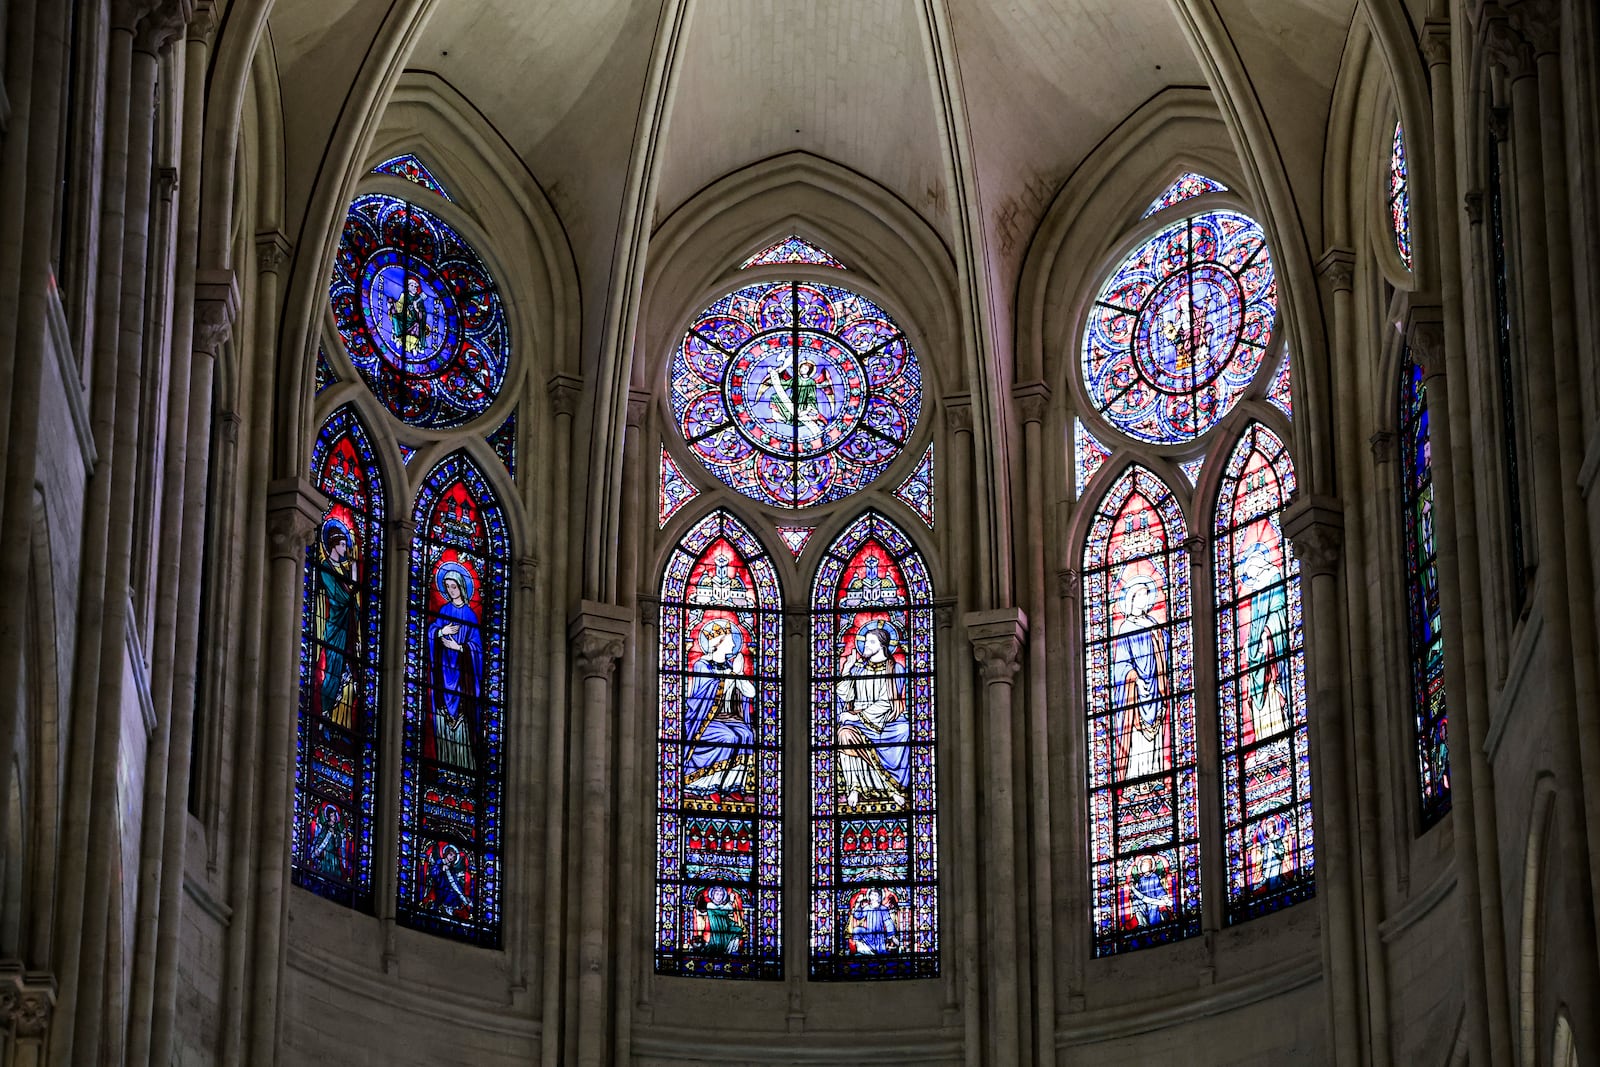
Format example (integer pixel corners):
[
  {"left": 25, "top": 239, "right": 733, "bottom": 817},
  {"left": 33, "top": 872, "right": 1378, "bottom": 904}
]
[
  {"left": 313, "top": 518, "right": 361, "bottom": 728},
  {"left": 683, "top": 618, "right": 757, "bottom": 803},
  {"left": 848, "top": 887, "right": 901, "bottom": 955},
  {"left": 1238, "top": 534, "right": 1289, "bottom": 745},
  {"left": 835, "top": 620, "right": 910, "bottom": 810},
  {"left": 427, "top": 560, "right": 483, "bottom": 771},
  {"left": 1123, "top": 855, "right": 1176, "bottom": 929},
  {"left": 307, "top": 802, "right": 354, "bottom": 882},
  {"left": 1111, "top": 562, "right": 1172, "bottom": 779},
  {"left": 420, "top": 841, "right": 473, "bottom": 918},
  {"left": 388, "top": 273, "right": 433, "bottom": 358}
]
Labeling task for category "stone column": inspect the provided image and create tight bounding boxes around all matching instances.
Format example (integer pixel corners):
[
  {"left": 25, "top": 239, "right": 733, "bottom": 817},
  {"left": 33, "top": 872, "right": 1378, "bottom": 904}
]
[
  {"left": 378, "top": 514, "right": 416, "bottom": 974},
  {"left": 569, "top": 604, "right": 629, "bottom": 1067},
  {"left": 0, "top": 965, "right": 56, "bottom": 1067},
  {"left": 1283, "top": 497, "right": 1361, "bottom": 1067},
  {"left": 246, "top": 480, "right": 327, "bottom": 1066},
  {"left": 1187, "top": 532, "right": 1223, "bottom": 949},
  {"left": 966, "top": 608, "right": 1025, "bottom": 1066}
]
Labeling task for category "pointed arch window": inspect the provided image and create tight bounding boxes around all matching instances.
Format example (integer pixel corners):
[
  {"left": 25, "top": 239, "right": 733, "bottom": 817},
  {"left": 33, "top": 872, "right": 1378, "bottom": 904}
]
[
  {"left": 1488, "top": 128, "right": 1528, "bottom": 609},
  {"left": 655, "top": 510, "right": 785, "bottom": 979},
  {"left": 810, "top": 512, "right": 938, "bottom": 979},
  {"left": 1083, "top": 467, "right": 1200, "bottom": 955},
  {"left": 1400, "top": 350, "right": 1450, "bottom": 827},
  {"left": 397, "top": 452, "right": 511, "bottom": 944},
  {"left": 1389, "top": 122, "right": 1414, "bottom": 271},
  {"left": 1214, "top": 423, "right": 1313, "bottom": 919},
  {"left": 294, "top": 406, "right": 386, "bottom": 909}
]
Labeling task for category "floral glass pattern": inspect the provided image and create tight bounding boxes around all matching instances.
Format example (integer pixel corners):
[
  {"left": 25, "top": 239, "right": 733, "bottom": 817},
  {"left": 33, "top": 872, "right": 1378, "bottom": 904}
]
[
  {"left": 776, "top": 526, "right": 815, "bottom": 559},
  {"left": 1389, "top": 123, "right": 1414, "bottom": 271},
  {"left": 1083, "top": 466, "right": 1200, "bottom": 956},
  {"left": 893, "top": 444, "right": 934, "bottom": 529},
  {"left": 740, "top": 235, "right": 846, "bottom": 270},
  {"left": 1075, "top": 418, "right": 1114, "bottom": 500},
  {"left": 1267, "top": 348, "right": 1294, "bottom": 419},
  {"left": 670, "top": 282, "right": 923, "bottom": 509},
  {"left": 810, "top": 512, "right": 937, "bottom": 979},
  {"left": 487, "top": 409, "right": 517, "bottom": 480},
  {"left": 1400, "top": 351, "right": 1450, "bottom": 826},
  {"left": 656, "top": 510, "right": 785, "bottom": 979},
  {"left": 330, "top": 193, "right": 510, "bottom": 429},
  {"left": 1083, "top": 210, "right": 1277, "bottom": 444},
  {"left": 372, "top": 152, "right": 453, "bottom": 200},
  {"left": 1214, "top": 424, "right": 1313, "bottom": 921},
  {"left": 315, "top": 346, "right": 338, "bottom": 395},
  {"left": 294, "top": 407, "right": 385, "bottom": 910},
  {"left": 398, "top": 453, "right": 511, "bottom": 945},
  {"left": 659, "top": 446, "right": 701, "bottom": 528},
  {"left": 1143, "top": 172, "right": 1228, "bottom": 218}
]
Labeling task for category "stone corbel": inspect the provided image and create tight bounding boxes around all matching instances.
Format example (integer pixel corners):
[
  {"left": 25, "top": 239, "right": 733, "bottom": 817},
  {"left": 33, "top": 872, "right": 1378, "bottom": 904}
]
[
  {"left": 194, "top": 269, "right": 240, "bottom": 356},
  {"left": 0, "top": 963, "right": 57, "bottom": 1042},
  {"left": 265, "top": 478, "right": 328, "bottom": 563},
  {"left": 966, "top": 608, "right": 1027, "bottom": 684},
  {"left": 569, "top": 602, "right": 631, "bottom": 681},
  {"left": 1284, "top": 495, "right": 1345, "bottom": 578}
]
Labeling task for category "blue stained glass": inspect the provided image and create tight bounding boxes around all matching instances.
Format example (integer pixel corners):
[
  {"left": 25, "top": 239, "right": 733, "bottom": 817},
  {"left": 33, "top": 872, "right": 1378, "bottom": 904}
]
[
  {"left": 1401, "top": 350, "right": 1450, "bottom": 826},
  {"left": 373, "top": 152, "right": 453, "bottom": 200},
  {"left": 776, "top": 526, "right": 814, "bottom": 558},
  {"left": 487, "top": 409, "right": 517, "bottom": 479},
  {"left": 315, "top": 346, "right": 338, "bottom": 395},
  {"left": 294, "top": 406, "right": 385, "bottom": 911},
  {"left": 1178, "top": 456, "right": 1205, "bottom": 487},
  {"left": 330, "top": 193, "right": 509, "bottom": 429},
  {"left": 1075, "top": 418, "right": 1114, "bottom": 500},
  {"left": 671, "top": 281, "right": 923, "bottom": 509},
  {"left": 398, "top": 443, "right": 417, "bottom": 465},
  {"left": 657, "top": 510, "right": 785, "bottom": 979},
  {"left": 1267, "top": 348, "right": 1293, "bottom": 419},
  {"left": 1214, "top": 423, "right": 1313, "bottom": 921},
  {"left": 397, "top": 452, "right": 511, "bottom": 945},
  {"left": 1084, "top": 210, "right": 1277, "bottom": 444},
  {"left": 1083, "top": 466, "right": 1201, "bottom": 956},
  {"left": 810, "top": 512, "right": 938, "bottom": 979},
  {"left": 1143, "top": 173, "right": 1228, "bottom": 218},
  {"left": 1389, "top": 124, "right": 1413, "bottom": 271},
  {"left": 893, "top": 445, "right": 934, "bottom": 529},
  {"left": 659, "top": 446, "right": 700, "bottom": 528},
  {"left": 741, "top": 235, "right": 846, "bottom": 270}
]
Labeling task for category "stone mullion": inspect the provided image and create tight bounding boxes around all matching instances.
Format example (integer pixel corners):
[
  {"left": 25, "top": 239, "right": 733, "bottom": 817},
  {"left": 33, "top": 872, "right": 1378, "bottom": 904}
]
[
  {"left": 783, "top": 607, "right": 807, "bottom": 1027},
  {"left": 1187, "top": 531, "right": 1224, "bottom": 951},
  {"left": 633, "top": 594, "right": 662, "bottom": 1024},
  {"left": 1053, "top": 569, "right": 1087, "bottom": 1014},
  {"left": 378, "top": 514, "right": 416, "bottom": 963}
]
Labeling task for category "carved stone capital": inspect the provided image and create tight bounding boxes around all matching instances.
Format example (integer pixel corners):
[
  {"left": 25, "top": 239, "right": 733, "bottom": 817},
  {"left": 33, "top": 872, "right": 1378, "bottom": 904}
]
[
  {"left": 548, "top": 374, "right": 583, "bottom": 419},
  {"left": 266, "top": 478, "right": 327, "bottom": 561},
  {"left": 569, "top": 601, "right": 631, "bottom": 681},
  {"left": 1284, "top": 495, "right": 1344, "bottom": 578},
  {"left": 1013, "top": 381, "right": 1051, "bottom": 426},
  {"left": 135, "top": 0, "right": 191, "bottom": 53},
  {"left": 1317, "top": 248, "right": 1355, "bottom": 292},
  {"left": 627, "top": 389, "right": 651, "bottom": 430},
  {"left": 1370, "top": 431, "right": 1397, "bottom": 465},
  {"left": 156, "top": 166, "right": 179, "bottom": 204},
  {"left": 934, "top": 599, "right": 957, "bottom": 630},
  {"left": 1463, "top": 191, "right": 1486, "bottom": 224},
  {"left": 1508, "top": 0, "right": 1561, "bottom": 56},
  {"left": 188, "top": 0, "right": 218, "bottom": 42},
  {"left": 966, "top": 608, "right": 1027, "bottom": 685},
  {"left": 0, "top": 964, "right": 56, "bottom": 1041},
  {"left": 193, "top": 269, "right": 239, "bottom": 356},
  {"left": 516, "top": 555, "right": 540, "bottom": 590},
  {"left": 945, "top": 394, "right": 974, "bottom": 434},
  {"left": 1421, "top": 19, "right": 1452, "bottom": 66},
  {"left": 1183, "top": 534, "right": 1208, "bottom": 560},
  {"left": 1406, "top": 308, "right": 1447, "bottom": 377},
  {"left": 217, "top": 409, "right": 242, "bottom": 445},
  {"left": 1057, "top": 569, "right": 1080, "bottom": 602},
  {"left": 1483, "top": 12, "right": 1533, "bottom": 79},
  {"left": 255, "top": 230, "right": 291, "bottom": 275}
]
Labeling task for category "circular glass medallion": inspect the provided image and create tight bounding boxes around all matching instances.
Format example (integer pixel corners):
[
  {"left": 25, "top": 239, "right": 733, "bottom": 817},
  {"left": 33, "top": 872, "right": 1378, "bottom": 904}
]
[
  {"left": 671, "top": 282, "right": 922, "bottom": 509},
  {"left": 1083, "top": 209, "right": 1276, "bottom": 444}
]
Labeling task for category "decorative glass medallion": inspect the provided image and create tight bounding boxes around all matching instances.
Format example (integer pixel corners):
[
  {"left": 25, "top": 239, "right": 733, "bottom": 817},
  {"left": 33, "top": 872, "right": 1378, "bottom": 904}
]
[
  {"left": 1178, "top": 456, "right": 1205, "bottom": 488},
  {"left": 330, "top": 193, "right": 510, "bottom": 430},
  {"left": 1074, "top": 418, "right": 1114, "bottom": 500},
  {"left": 776, "top": 526, "right": 815, "bottom": 559},
  {"left": 1144, "top": 173, "right": 1228, "bottom": 218},
  {"left": 670, "top": 282, "right": 923, "bottom": 509},
  {"left": 1083, "top": 210, "right": 1277, "bottom": 444},
  {"left": 373, "top": 153, "right": 453, "bottom": 200},
  {"left": 1268, "top": 349, "right": 1294, "bottom": 419},
  {"left": 741, "top": 236, "right": 845, "bottom": 270},
  {"left": 487, "top": 409, "right": 517, "bottom": 480},
  {"left": 893, "top": 445, "right": 934, "bottom": 529},
  {"left": 660, "top": 446, "right": 701, "bottom": 528}
]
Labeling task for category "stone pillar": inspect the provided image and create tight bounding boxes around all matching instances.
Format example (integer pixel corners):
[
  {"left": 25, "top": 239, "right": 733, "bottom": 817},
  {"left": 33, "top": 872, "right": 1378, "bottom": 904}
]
[
  {"left": 569, "top": 604, "right": 629, "bottom": 1067},
  {"left": 378, "top": 514, "right": 416, "bottom": 975},
  {"left": 0, "top": 965, "right": 56, "bottom": 1067},
  {"left": 1186, "top": 532, "right": 1223, "bottom": 948},
  {"left": 966, "top": 608, "right": 1025, "bottom": 1066},
  {"left": 246, "top": 480, "right": 327, "bottom": 1066},
  {"left": 1282, "top": 497, "right": 1361, "bottom": 1067}
]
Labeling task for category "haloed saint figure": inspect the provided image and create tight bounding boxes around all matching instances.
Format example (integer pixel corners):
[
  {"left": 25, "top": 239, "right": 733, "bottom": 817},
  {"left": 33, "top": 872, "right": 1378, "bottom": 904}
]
[
  {"left": 428, "top": 560, "right": 484, "bottom": 770},
  {"left": 692, "top": 884, "right": 747, "bottom": 955},
  {"left": 836, "top": 620, "right": 910, "bottom": 810},
  {"left": 1238, "top": 539, "right": 1289, "bottom": 743},
  {"left": 1111, "top": 563, "right": 1172, "bottom": 780},
  {"left": 314, "top": 518, "right": 361, "bottom": 729},
  {"left": 683, "top": 619, "right": 756, "bottom": 804}
]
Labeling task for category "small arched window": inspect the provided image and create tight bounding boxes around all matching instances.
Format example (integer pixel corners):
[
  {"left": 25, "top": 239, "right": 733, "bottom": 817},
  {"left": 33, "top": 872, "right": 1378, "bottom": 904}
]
[{"left": 1389, "top": 121, "right": 1414, "bottom": 271}]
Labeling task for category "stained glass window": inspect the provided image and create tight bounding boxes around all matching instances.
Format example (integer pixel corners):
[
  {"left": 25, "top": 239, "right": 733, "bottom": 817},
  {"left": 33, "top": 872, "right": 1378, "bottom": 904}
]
[
  {"left": 1214, "top": 423, "right": 1313, "bottom": 920},
  {"left": 1075, "top": 418, "right": 1114, "bottom": 499},
  {"left": 294, "top": 406, "right": 385, "bottom": 910},
  {"left": 893, "top": 445, "right": 934, "bottom": 529},
  {"left": 330, "top": 193, "right": 510, "bottom": 429},
  {"left": 1389, "top": 123, "right": 1413, "bottom": 271},
  {"left": 741, "top": 235, "right": 846, "bottom": 270},
  {"left": 487, "top": 409, "right": 517, "bottom": 480},
  {"left": 810, "top": 512, "right": 937, "bottom": 979},
  {"left": 398, "top": 443, "right": 417, "bottom": 465},
  {"left": 373, "top": 152, "right": 453, "bottom": 200},
  {"left": 1083, "top": 210, "right": 1276, "bottom": 444},
  {"left": 656, "top": 510, "right": 784, "bottom": 979},
  {"left": 670, "top": 282, "right": 922, "bottom": 509},
  {"left": 398, "top": 453, "right": 511, "bottom": 944},
  {"left": 315, "top": 346, "right": 338, "bottom": 394},
  {"left": 1488, "top": 137, "right": 1528, "bottom": 609},
  {"left": 776, "top": 526, "right": 814, "bottom": 559},
  {"left": 1144, "top": 173, "right": 1228, "bottom": 218},
  {"left": 1178, "top": 456, "right": 1205, "bottom": 488},
  {"left": 659, "top": 446, "right": 700, "bottom": 528},
  {"left": 1267, "top": 348, "right": 1294, "bottom": 419},
  {"left": 1083, "top": 466, "right": 1200, "bottom": 956},
  {"left": 1400, "top": 350, "right": 1450, "bottom": 827}
]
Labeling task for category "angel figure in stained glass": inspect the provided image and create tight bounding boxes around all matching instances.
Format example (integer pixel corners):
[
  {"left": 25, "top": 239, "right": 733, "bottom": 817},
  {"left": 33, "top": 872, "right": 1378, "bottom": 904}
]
[
  {"left": 388, "top": 273, "right": 433, "bottom": 359},
  {"left": 836, "top": 620, "right": 910, "bottom": 810},
  {"left": 848, "top": 887, "right": 900, "bottom": 955},
  {"left": 1238, "top": 535, "right": 1290, "bottom": 744},
  {"left": 683, "top": 619, "right": 756, "bottom": 804},
  {"left": 307, "top": 802, "right": 354, "bottom": 881},
  {"left": 760, "top": 358, "right": 833, "bottom": 443},
  {"left": 428, "top": 560, "right": 483, "bottom": 771},
  {"left": 313, "top": 517, "right": 361, "bottom": 729},
  {"left": 1248, "top": 815, "right": 1290, "bottom": 894},
  {"left": 1159, "top": 289, "right": 1204, "bottom": 380},
  {"left": 691, "top": 885, "right": 747, "bottom": 955},
  {"left": 1111, "top": 562, "right": 1171, "bottom": 780},
  {"left": 1123, "top": 855, "right": 1175, "bottom": 929},
  {"left": 420, "top": 841, "right": 472, "bottom": 917}
]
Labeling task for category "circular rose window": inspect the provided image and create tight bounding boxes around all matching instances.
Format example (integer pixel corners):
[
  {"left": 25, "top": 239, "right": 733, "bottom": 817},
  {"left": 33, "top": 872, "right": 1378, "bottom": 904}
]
[
  {"left": 1083, "top": 210, "right": 1276, "bottom": 444},
  {"left": 670, "top": 281, "right": 922, "bottom": 509},
  {"left": 330, "top": 194, "right": 509, "bottom": 430}
]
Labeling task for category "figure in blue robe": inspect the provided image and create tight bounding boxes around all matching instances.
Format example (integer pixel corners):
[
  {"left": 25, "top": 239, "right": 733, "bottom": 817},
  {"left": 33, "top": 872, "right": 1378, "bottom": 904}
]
[
  {"left": 682, "top": 619, "right": 756, "bottom": 802},
  {"left": 1125, "top": 857, "right": 1174, "bottom": 929},
  {"left": 423, "top": 843, "right": 472, "bottom": 916},
  {"left": 849, "top": 888, "right": 899, "bottom": 954},
  {"left": 314, "top": 519, "right": 360, "bottom": 729},
  {"left": 428, "top": 561, "right": 484, "bottom": 771},
  {"left": 308, "top": 805, "right": 351, "bottom": 881}
]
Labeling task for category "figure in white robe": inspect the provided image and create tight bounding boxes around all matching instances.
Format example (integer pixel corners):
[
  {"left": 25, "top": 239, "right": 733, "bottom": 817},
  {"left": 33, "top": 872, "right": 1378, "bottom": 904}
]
[{"left": 835, "top": 621, "right": 910, "bottom": 810}]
